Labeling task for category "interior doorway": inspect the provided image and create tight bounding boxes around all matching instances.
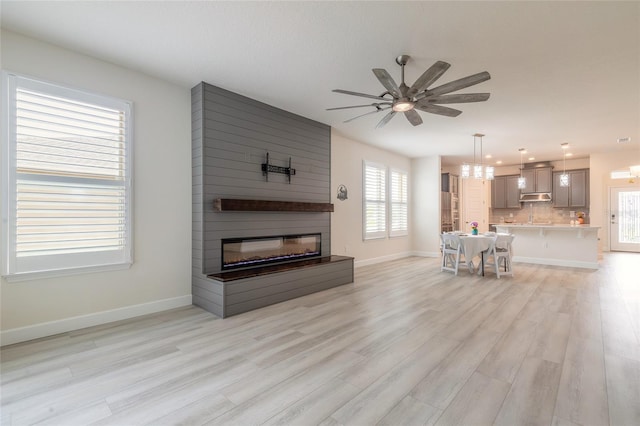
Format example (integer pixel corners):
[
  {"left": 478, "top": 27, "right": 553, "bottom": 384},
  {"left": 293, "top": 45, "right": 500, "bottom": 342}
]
[
  {"left": 610, "top": 187, "right": 640, "bottom": 252},
  {"left": 462, "top": 178, "right": 488, "bottom": 233}
]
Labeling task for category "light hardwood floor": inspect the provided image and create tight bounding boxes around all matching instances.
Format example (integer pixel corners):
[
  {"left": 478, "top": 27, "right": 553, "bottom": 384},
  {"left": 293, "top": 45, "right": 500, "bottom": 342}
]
[{"left": 2, "top": 252, "right": 639, "bottom": 426}]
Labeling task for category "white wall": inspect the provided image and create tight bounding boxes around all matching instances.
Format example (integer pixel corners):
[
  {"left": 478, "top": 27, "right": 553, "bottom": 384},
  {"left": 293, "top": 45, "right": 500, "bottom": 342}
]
[
  {"left": 590, "top": 150, "right": 640, "bottom": 251},
  {"left": 331, "top": 131, "right": 412, "bottom": 266},
  {"left": 412, "top": 156, "right": 442, "bottom": 257},
  {"left": 1, "top": 31, "right": 192, "bottom": 344}
]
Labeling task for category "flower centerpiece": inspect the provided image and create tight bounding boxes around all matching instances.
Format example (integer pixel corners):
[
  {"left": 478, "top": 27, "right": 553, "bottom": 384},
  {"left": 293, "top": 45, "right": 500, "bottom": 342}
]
[{"left": 470, "top": 221, "right": 479, "bottom": 235}]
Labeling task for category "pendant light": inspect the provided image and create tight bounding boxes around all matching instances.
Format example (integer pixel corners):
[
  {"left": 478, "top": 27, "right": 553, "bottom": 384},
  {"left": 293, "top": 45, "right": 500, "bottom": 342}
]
[
  {"left": 560, "top": 143, "right": 570, "bottom": 187},
  {"left": 461, "top": 133, "right": 493, "bottom": 180},
  {"left": 478, "top": 134, "right": 494, "bottom": 180},
  {"left": 517, "top": 148, "right": 527, "bottom": 189}
]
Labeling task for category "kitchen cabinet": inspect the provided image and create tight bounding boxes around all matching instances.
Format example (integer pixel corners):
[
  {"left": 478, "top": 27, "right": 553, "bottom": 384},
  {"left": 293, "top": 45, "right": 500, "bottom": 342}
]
[
  {"left": 491, "top": 175, "right": 521, "bottom": 209},
  {"left": 521, "top": 167, "right": 552, "bottom": 193},
  {"left": 441, "top": 173, "right": 459, "bottom": 195},
  {"left": 553, "top": 169, "right": 589, "bottom": 208}
]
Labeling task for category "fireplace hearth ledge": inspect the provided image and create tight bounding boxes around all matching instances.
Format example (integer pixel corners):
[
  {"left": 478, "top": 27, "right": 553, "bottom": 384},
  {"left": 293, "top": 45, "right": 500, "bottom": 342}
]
[{"left": 208, "top": 255, "right": 352, "bottom": 282}]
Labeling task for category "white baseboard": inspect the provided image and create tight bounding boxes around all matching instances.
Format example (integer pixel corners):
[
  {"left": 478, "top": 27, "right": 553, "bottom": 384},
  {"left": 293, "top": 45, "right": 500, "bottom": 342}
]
[
  {"left": 410, "top": 251, "right": 440, "bottom": 258},
  {"left": 0, "top": 295, "right": 193, "bottom": 346},
  {"left": 354, "top": 252, "right": 412, "bottom": 268},
  {"left": 513, "top": 256, "right": 599, "bottom": 270}
]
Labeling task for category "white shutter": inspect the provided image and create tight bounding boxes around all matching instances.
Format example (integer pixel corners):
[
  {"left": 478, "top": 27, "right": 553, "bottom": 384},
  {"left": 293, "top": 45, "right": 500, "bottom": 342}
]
[
  {"left": 390, "top": 169, "right": 408, "bottom": 237},
  {"left": 363, "top": 161, "right": 386, "bottom": 240},
  {"left": 2, "top": 73, "right": 132, "bottom": 277}
]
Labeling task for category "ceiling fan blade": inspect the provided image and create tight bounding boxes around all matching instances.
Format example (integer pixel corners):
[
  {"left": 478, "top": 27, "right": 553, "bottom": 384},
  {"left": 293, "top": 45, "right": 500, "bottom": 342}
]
[
  {"left": 327, "top": 103, "right": 391, "bottom": 111},
  {"left": 372, "top": 69, "right": 401, "bottom": 98},
  {"left": 407, "top": 61, "right": 451, "bottom": 97},
  {"left": 332, "top": 89, "right": 388, "bottom": 101},
  {"left": 421, "top": 93, "right": 491, "bottom": 104},
  {"left": 404, "top": 109, "right": 423, "bottom": 126},
  {"left": 418, "top": 71, "right": 491, "bottom": 98},
  {"left": 344, "top": 107, "right": 391, "bottom": 123},
  {"left": 415, "top": 102, "right": 462, "bottom": 117},
  {"left": 376, "top": 110, "right": 397, "bottom": 128}
]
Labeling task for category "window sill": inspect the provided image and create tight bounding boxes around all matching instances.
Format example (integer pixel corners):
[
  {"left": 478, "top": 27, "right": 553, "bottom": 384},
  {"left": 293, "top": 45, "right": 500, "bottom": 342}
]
[{"left": 2, "top": 262, "right": 132, "bottom": 283}]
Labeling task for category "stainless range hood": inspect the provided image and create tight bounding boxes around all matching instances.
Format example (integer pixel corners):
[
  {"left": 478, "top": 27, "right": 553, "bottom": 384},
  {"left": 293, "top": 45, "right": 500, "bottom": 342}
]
[{"left": 520, "top": 193, "right": 552, "bottom": 202}]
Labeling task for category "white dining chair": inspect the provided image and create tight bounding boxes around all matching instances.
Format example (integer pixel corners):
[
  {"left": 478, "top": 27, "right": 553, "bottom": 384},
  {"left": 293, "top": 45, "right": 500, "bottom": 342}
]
[
  {"left": 483, "top": 233, "right": 515, "bottom": 278},
  {"left": 441, "top": 233, "right": 468, "bottom": 276}
]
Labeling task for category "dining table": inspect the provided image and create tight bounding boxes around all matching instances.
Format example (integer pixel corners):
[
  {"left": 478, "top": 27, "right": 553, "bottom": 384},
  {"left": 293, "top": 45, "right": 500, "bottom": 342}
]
[{"left": 457, "top": 233, "right": 495, "bottom": 276}]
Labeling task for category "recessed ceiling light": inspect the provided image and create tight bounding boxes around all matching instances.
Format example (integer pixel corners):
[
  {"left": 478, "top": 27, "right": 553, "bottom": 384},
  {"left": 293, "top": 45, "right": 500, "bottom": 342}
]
[
  {"left": 561, "top": 143, "right": 569, "bottom": 149},
  {"left": 496, "top": 160, "right": 503, "bottom": 164},
  {"left": 528, "top": 157, "right": 535, "bottom": 161},
  {"left": 617, "top": 137, "right": 631, "bottom": 143},
  {"left": 485, "top": 154, "right": 492, "bottom": 159},
  {"left": 566, "top": 153, "right": 573, "bottom": 157}
]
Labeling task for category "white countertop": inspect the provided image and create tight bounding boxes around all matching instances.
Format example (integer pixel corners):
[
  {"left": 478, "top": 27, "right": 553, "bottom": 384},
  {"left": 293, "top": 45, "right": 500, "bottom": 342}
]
[{"left": 495, "top": 223, "right": 600, "bottom": 230}]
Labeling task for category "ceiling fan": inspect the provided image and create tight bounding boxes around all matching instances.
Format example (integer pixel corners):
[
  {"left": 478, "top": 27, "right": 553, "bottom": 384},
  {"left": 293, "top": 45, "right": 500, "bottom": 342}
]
[{"left": 328, "top": 55, "right": 491, "bottom": 128}]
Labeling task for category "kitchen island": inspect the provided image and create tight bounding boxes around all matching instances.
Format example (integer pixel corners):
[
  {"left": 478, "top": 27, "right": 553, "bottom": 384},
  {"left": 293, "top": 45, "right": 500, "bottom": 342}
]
[{"left": 494, "top": 224, "right": 600, "bottom": 269}]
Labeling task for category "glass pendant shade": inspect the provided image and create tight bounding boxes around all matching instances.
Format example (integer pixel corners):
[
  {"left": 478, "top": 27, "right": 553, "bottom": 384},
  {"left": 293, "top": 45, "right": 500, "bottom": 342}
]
[
  {"left": 517, "top": 176, "right": 526, "bottom": 189},
  {"left": 560, "top": 144, "right": 570, "bottom": 187},
  {"left": 461, "top": 163, "right": 470, "bottom": 178},
  {"left": 485, "top": 166, "right": 494, "bottom": 181},
  {"left": 473, "top": 164, "right": 483, "bottom": 179},
  {"left": 518, "top": 148, "right": 526, "bottom": 189}
]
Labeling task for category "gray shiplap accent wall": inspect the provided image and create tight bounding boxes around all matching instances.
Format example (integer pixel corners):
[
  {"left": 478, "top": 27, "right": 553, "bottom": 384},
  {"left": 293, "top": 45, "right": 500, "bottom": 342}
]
[
  {"left": 195, "top": 82, "right": 332, "bottom": 274},
  {"left": 192, "top": 82, "right": 352, "bottom": 317}
]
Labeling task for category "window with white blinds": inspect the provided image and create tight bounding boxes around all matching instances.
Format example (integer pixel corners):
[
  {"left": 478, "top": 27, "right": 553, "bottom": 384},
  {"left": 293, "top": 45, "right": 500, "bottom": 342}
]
[
  {"left": 2, "top": 73, "right": 133, "bottom": 278},
  {"left": 363, "top": 161, "right": 387, "bottom": 240},
  {"left": 390, "top": 169, "right": 408, "bottom": 237}
]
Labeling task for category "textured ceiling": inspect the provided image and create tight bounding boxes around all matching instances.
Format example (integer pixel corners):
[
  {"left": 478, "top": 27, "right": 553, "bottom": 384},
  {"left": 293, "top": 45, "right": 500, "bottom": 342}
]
[{"left": 2, "top": 1, "right": 639, "bottom": 166}]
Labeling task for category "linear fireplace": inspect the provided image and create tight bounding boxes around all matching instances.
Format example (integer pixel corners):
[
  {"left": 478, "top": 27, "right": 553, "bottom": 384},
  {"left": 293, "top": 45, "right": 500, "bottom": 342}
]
[{"left": 221, "top": 233, "right": 321, "bottom": 270}]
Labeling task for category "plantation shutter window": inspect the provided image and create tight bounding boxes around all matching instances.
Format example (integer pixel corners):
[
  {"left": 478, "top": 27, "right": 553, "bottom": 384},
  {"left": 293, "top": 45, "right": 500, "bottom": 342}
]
[
  {"left": 390, "top": 169, "right": 408, "bottom": 237},
  {"left": 2, "top": 73, "right": 133, "bottom": 278},
  {"left": 363, "top": 161, "right": 386, "bottom": 240}
]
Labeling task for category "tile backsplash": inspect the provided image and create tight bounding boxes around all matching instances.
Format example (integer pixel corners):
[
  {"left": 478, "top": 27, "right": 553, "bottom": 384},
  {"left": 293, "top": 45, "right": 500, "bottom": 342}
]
[{"left": 490, "top": 204, "right": 589, "bottom": 225}]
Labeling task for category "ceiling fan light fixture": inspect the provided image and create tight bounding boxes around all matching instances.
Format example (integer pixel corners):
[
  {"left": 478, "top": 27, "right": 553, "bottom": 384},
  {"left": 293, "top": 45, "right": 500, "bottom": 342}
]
[
  {"left": 392, "top": 100, "right": 414, "bottom": 112},
  {"left": 328, "top": 55, "right": 490, "bottom": 128}
]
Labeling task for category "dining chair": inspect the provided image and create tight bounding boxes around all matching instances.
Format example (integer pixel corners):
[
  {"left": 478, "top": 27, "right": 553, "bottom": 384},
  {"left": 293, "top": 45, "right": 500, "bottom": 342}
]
[
  {"left": 440, "top": 233, "right": 468, "bottom": 276},
  {"left": 483, "top": 233, "right": 515, "bottom": 278}
]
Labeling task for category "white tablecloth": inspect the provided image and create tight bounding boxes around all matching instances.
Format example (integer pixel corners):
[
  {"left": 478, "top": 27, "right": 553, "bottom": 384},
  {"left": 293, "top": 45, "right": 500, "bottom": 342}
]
[{"left": 458, "top": 235, "right": 494, "bottom": 273}]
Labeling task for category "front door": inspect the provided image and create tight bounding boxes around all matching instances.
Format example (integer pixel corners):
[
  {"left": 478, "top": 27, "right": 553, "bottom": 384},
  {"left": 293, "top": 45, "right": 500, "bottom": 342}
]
[{"left": 610, "top": 187, "right": 640, "bottom": 252}]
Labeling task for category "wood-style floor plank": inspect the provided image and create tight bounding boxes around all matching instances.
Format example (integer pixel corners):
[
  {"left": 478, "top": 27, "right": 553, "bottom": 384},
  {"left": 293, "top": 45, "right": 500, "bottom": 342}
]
[
  {"left": 554, "top": 335, "right": 609, "bottom": 426},
  {"left": 1, "top": 252, "right": 639, "bottom": 425}
]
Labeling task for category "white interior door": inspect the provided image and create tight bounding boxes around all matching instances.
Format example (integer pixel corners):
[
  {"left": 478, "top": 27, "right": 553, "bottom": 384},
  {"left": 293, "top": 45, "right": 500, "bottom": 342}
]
[
  {"left": 610, "top": 187, "right": 640, "bottom": 252},
  {"left": 462, "top": 178, "right": 488, "bottom": 233}
]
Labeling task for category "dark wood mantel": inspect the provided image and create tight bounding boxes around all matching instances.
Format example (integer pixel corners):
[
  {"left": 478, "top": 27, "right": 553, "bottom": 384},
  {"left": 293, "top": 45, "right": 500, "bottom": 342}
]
[{"left": 214, "top": 198, "right": 334, "bottom": 212}]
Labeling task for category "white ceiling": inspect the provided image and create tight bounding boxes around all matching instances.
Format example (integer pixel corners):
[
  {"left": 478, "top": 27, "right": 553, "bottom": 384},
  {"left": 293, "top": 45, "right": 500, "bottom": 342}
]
[{"left": 2, "top": 1, "right": 639, "bottom": 166}]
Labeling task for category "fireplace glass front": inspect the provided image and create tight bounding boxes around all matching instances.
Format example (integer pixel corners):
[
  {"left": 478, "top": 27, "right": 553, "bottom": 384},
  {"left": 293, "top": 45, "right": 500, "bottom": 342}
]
[{"left": 221, "top": 233, "right": 321, "bottom": 270}]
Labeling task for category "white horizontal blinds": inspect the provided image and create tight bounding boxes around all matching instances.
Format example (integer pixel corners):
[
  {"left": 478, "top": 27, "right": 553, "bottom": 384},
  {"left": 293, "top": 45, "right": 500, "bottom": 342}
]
[
  {"left": 6, "top": 74, "right": 132, "bottom": 275},
  {"left": 16, "top": 180, "right": 126, "bottom": 257},
  {"left": 390, "top": 169, "right": 408, "bottom": 236},
  {"left": 364, "top": 161, "right": 386, "bottom": 239},
  {"left": 16, "top": 89, "right": 126, "bottom": 179}
]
